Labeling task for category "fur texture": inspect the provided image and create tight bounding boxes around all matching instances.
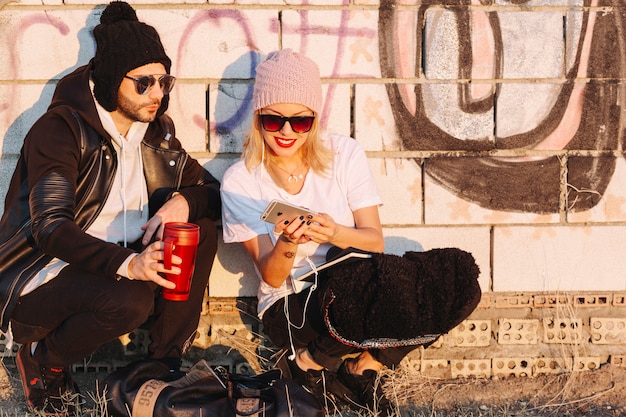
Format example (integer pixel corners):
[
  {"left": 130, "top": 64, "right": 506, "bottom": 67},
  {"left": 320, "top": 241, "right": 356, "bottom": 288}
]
[{"left": 322, "top": 248, "right": 481, "bottom": 347}]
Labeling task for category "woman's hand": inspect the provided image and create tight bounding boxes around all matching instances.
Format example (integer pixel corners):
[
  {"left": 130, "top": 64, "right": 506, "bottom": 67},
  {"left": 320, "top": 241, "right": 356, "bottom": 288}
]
[
  {"left": 301, "top": 213, "right": 336, "bottom": 244},
  {"left": 273, "top": 214, "right": 315, "bottom": 245}
]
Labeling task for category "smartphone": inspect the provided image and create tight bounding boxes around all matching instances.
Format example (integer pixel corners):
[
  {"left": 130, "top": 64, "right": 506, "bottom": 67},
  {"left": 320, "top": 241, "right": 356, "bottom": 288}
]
[{"left": 260, "top": 200, "right": 316, "bottom": 224}]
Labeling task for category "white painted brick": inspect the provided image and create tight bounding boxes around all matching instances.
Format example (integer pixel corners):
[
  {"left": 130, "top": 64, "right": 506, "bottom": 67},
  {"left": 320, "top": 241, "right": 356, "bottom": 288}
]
[
  {"left": 143, "top": 10, "right": 278, "bottom": 79},
  {"left": 167, "top": 83, "right": 208, "bottom": 153},
  {"left": 354, "top": 84, "right": 401, "bottom": 151},
  {"left": 0, "top": 10, "right": 96, "bottom": 81},
  {"left": 208, "top": 82, "right": 252, "bottom": 154},
  {"left": 321, "top": 84, "right": 351, "bottom": 138},
  {"left": 209, "top": 235, "right": 258, "bottom": 298},
  {"left": 0, "top": 84, "right": 53, "bottom": 154},
  {"left": 568, "top": 158, "right": 626, "bottom": 223},
  {"left": 381, "top": 227, "right": 490, "bottom": 293},
  {"left": 493, "top": 226, "right": 626, "bottom": 292},
  {"left": 371, "top": 158, "right": 423, "bottom": 226},
  {"left": 281, "top": 10, "right": 381, "bottom": 79}
]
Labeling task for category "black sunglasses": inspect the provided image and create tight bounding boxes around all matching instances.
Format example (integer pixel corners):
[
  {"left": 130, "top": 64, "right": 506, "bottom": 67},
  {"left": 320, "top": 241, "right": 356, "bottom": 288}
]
[
  {"left": 258, "top": 114, "right": 315, "bottom": 134},
  {"left": 123, "top": 74, "right": 176, "bottom": 95}
]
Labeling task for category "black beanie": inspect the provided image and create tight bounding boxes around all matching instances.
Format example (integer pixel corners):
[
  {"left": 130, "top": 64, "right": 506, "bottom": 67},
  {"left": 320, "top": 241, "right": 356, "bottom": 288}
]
[{"left": 92, "top": 1, "right": 172, "bottom": 111}]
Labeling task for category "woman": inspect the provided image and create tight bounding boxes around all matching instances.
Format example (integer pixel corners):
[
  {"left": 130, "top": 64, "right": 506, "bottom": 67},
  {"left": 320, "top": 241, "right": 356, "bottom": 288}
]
[{"left": 221, "top": 49, "right": 419, "bottom": 411}]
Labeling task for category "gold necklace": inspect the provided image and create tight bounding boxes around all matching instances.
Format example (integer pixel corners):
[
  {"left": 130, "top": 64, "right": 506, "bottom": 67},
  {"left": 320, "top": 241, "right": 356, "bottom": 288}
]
[{"left": 273, "top": 163, "right": 308, "bottom": 183}]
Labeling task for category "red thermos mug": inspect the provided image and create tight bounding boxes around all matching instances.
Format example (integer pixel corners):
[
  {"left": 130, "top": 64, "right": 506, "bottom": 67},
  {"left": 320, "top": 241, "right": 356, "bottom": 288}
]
[{"left": 162, "top": 222, "right": 200, "bottom": 301}]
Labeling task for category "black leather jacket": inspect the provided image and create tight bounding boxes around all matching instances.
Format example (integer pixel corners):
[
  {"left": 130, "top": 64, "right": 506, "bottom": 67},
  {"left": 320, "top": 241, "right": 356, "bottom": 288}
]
[{"left": 0, "top": 63, "right": 221, "bottom": 331}]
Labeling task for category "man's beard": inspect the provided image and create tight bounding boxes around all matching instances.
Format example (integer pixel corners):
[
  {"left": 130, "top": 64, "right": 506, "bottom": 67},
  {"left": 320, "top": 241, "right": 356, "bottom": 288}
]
[{"left": 117, "top": 91, "right": 160, "bottom": 123}]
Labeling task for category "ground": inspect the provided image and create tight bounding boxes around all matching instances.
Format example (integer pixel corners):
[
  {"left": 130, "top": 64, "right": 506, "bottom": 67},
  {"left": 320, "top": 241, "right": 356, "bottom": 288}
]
[{"left": 2, "top": 347, "right": 626, "bottom": 416}]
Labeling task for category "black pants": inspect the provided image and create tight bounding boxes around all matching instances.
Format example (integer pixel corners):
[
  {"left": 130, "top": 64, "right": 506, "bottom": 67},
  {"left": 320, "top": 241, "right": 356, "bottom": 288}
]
[
  {"left": 10, "top": 217, "right": 217, "bottom": 369},
  {"left": 261, "top": 287, "right": 418, "bottom": 372}
]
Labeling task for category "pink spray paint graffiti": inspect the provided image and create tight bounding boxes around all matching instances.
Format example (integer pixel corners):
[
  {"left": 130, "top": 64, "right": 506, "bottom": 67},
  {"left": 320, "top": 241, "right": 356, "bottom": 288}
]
[{"left": 0, "top": 14, "right": 70, "bottom": 126}]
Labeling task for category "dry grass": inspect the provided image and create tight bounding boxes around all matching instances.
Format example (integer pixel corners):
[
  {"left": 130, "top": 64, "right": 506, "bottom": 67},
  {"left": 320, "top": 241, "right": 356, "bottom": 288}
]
[{"left": 2, "top": 359, "right": 624, "bottom": 417}]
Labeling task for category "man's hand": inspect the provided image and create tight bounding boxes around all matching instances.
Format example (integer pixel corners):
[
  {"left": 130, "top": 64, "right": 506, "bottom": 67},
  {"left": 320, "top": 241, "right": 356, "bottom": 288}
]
[
  {"left": 127, "top": 241, "right": 180, "bottom": 288},
  {"left": 141, "top": 193, "right": 190, "bottom": 245}
]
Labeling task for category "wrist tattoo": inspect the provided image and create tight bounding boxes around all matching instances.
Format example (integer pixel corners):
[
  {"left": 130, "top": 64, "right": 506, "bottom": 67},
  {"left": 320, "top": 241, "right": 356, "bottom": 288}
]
[
  {"left": 279, "top": 234, "right": 296, "bottom": 244},
  {"left": 283, "top": 251, "right": 295, "bottom": 259}
]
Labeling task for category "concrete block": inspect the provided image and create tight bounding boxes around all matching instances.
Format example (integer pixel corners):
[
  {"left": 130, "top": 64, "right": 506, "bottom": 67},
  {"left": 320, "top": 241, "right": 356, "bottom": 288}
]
[
  {"left": 497, "top": 319, "right": 539, "bottom": 345},
  {"left": 167, "top": 82, "right": 208, "bottom": 153},
  {"left": 568, "top": 158, "right": 626, "bottom": 223},
  {"left": 449, "top": 320, "right": 491, "bottom": 347},
  {"left": 420, "top": 359, "right": 449, "bottom": 378},
  {"left": 573, "top": 294, "right": 611, "bottom": 308},
  {"left": 573, "top": 356, "right": 603, "bottom": 371},
  {"left": 614, "top": 294, "right": 626, "bottom": 306},
  {"left": 322, "top": 84, "right": 351, "bottom": 138},
  {"left": 208, "top": 236, "right": 258, "bottom": 298},
  {"left": 610, "top": 355, "right": 626, "bottom": 367},
  {"left": 493, "top": 226, "right": 626, "bottom": 292},
  {"left": 71, "top": 361, "right": 112, "bottom": 373},
  {"left": 401, "top": 358, "right": 421, "bottom": 375},
  {"left": 281, "top": 10, "right": 381, "bottom": 79},
  {"left": 354, "top": 84, "right": 401, "bottom": 151},
  {"left": 492, "top": 358, "right": 533, "bottom": 377},
  {"left": 371, "top": 158, "right": 423, "bottom": 226},
  {"left": 0, "top": 84, "right": 54, "bottom": 153},
  {"left": 147, "top": 10, "right": 277, "bottom": 80},
  {"left": 477, "top": 294, "right": 491, "bottom": 309},
  {"left": 119, "top": 329, "right": 150, "bottom": 356},
  {"left": 534, "top": 294, "right": 572, "bottom": 308},
  {"left": 424, "top": 176, "right": 560, "bottom": 225},
  {"left": 208, "top": 81, "right": 252, "bottom": 154},
  {"left": 533, "top": 357, "right": 570, "bottom": 376},
  {"left": 380, "top": 227, "right": 490, "bottom": 293},
  {"left": 0, "top": 334, "right": 18, "bottom": 358},
  {"left": 543, "top": 317, "right": 583, "bottom": 344},
  {"left": 590, "top": 318, "right": 626, "bottom": 345},
  {"left": 494, "top": 295, "right": 533, "bottom": 309},
  {"left": 451, "top": 359, "right": 491, "bottom": 378},
  {"left": 0, "top": 10, "right": 95, "bottom": 81}
]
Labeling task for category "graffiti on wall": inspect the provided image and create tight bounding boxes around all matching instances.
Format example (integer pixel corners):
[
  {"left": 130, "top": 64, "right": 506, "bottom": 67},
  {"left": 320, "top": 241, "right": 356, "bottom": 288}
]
[
  {"left": 379, "top": 0, "right": 626, "bottom": 214},
  {"left": 2, "top": 1, "right": 625, "bottom": 216}
]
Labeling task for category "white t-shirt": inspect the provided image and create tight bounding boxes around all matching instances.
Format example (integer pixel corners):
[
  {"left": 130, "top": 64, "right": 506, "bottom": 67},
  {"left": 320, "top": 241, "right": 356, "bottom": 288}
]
[{"left": 221, "top": 133, "right": 382, "bottom": 317}]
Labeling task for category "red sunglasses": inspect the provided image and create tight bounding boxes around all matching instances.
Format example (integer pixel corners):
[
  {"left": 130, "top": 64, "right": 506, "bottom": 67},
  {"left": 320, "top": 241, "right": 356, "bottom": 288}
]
[{"left": 258, "top": 114, "right": 315, "bottom": 134}]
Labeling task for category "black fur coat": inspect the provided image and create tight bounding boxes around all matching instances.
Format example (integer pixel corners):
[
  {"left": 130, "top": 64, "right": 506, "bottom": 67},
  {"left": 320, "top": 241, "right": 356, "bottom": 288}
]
[{"left": 320, "top": 248, "right": 481, "bottom": 349}]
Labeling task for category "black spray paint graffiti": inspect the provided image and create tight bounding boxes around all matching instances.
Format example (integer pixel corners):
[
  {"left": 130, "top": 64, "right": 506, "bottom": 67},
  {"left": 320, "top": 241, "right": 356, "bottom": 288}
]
[{"left": 379, "top": 0, "right": 625, "bottom": 214}]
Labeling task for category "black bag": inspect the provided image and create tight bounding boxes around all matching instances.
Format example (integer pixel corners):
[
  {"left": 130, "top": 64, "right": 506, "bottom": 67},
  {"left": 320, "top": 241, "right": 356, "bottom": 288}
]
[{"left": 103, "top": 359, "right": 323, "bottom": 417}]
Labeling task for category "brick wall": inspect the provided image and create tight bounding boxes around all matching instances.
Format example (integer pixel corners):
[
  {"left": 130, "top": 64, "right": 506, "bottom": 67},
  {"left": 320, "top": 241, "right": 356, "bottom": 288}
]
[{"left": 1, "top": 0, "right": 626, "bottom": 372}]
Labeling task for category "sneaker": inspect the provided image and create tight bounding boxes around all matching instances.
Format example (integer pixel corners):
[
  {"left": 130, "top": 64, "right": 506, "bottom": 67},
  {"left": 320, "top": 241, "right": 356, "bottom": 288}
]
[
  {"left": 275, "top": 349, "right": 356, "bottom": 409},
  {"left": 337, "top": 359, "right": 392, "bottom": 414},
  {"left": 16, "top": 344, "right": 80, "bottom": 416},
  {"left": 276, "top": 350, "right": 327, "bottom": 400}
]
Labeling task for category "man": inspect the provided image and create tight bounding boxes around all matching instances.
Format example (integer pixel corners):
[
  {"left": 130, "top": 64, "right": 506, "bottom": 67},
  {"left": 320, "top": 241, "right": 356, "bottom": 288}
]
[{"left": 0, "top": 1, "right": 221, "bottom": 414}]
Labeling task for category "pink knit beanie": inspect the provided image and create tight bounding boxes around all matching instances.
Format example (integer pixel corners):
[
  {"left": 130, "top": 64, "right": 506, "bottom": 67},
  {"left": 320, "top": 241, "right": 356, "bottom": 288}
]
[{"left": 252, "top": 49, "right": 322, "bottom": 114}]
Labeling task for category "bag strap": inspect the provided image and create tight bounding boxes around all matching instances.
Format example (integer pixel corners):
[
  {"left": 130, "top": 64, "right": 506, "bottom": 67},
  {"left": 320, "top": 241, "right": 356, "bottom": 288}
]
[
  {"left": 132, "top": 360, "right": 220, "bottom": 417},
  {"left": 226, "top": 369, "right": 281, "bottom": 417}
]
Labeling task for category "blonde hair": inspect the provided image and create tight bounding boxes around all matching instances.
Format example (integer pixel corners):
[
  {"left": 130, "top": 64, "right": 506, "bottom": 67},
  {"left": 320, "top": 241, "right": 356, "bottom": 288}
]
[{"left": 242, "top": 111, "right": 334, "bottom": 175}]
